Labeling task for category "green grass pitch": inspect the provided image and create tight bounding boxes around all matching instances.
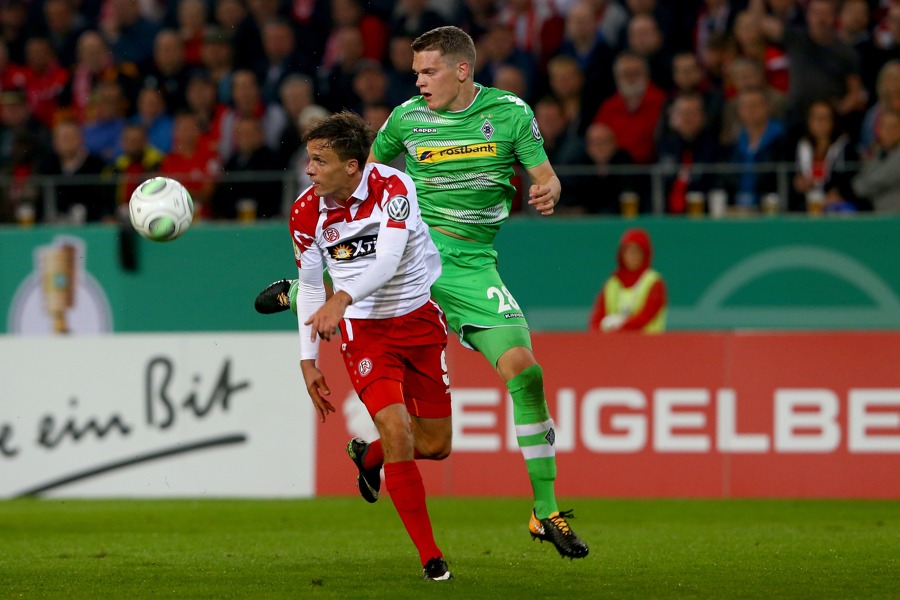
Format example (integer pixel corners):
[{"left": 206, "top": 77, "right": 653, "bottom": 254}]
[{"left": 1, "top": 497, "right": 897, "bottom": 599}]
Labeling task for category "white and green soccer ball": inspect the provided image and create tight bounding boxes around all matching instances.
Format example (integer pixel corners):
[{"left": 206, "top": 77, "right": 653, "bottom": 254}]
[{"left": 128, "top": 177, "right": 194, "bottom": 242}]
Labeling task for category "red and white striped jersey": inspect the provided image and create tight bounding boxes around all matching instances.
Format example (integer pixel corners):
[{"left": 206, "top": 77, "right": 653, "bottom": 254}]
[{"left": 289, "top": 163, "right": 441, "bottom": 319}]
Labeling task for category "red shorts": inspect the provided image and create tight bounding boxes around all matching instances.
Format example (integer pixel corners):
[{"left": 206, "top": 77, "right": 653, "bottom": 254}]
[{"left": 339, "top": 298, "right": 452, "bottom": 419}]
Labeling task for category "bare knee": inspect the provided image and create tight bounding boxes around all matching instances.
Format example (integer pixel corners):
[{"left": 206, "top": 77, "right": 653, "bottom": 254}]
[{"left": 417, "top": 437, "right": 451, "bottom": 460}]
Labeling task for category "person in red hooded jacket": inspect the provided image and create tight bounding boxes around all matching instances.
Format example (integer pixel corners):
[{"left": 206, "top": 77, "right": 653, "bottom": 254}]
[{"left": 588, "top": 227, "right": 668, "bottom": 333}]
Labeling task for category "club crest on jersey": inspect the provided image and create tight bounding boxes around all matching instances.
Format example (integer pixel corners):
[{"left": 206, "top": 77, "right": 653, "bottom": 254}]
[
  {"left": 327, "top": 234, "right": 378, "bottom": 261},
  {"left": 386, "top": 195, "right": 410, "bottom": 221},
  {"left": 323, "top": 227, "right": 340, "bottom": 242},
  {"left": 481, "top": 119, "right": 495, "bottom": 140},
  {"left": 358, "top": 357, "right": 373, "bottom": 377},
  {"left": 416, "top": 143, "right": 497, "bottom": 163}
]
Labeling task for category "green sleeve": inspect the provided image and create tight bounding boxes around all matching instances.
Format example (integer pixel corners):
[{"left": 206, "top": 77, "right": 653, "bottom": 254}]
[
  {"left": 514, "top": 104, "right": 549, "bottom": 170},
  {"left": 371, "top": 108, "right": 405, "bottom": 163}
]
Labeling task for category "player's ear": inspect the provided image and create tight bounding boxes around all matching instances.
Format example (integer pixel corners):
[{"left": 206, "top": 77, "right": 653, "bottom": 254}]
[
  {"left": 346, "top": 158, "right": 358, "bottom": 175},
  {"left": 458, "top": 61, "right": 470, "bottom": 83}
]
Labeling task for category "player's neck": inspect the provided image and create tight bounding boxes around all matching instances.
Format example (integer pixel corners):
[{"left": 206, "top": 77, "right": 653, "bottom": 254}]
[
  {"left": 445, "top": 82, "right": 478, "bottom": 112},
  {"left": 331, "top": 174, "right": 363, "bottom": 206}
]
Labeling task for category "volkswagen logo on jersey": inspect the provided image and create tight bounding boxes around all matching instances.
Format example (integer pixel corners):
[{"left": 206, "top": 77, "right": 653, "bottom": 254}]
[
  {"left": 327, "top": 234, "right": 378, "bottom": 261},
  {"left": 386, "top": 195, "right": 410, "bottom": 222},
  {"left": 531, "top": 117, "right": 542, "bottom": 141},
  {"left": 358, "top": 357, "right": 373, "bottom": 377}
]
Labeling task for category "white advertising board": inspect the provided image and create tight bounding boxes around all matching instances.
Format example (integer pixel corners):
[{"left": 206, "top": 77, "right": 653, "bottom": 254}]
[{"left": 0, "top": 333, "right": 314, "bottom": 498}]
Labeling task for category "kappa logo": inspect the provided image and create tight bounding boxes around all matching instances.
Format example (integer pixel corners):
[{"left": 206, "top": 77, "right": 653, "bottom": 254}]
[
  {"left": 323, "top": 227, "right": 340, "bottom": 242},
  {"left": 413, "top": 127, "right": 437, "bottom": 133},
  {"left": 416, "top": 143, "right": 497, "bottom": 163},
  {"left": 386, "top": 195, "right": 410, "bottom": 222},
  {"left": 358, "top": 358, "right": 373, "bottom": 377}
]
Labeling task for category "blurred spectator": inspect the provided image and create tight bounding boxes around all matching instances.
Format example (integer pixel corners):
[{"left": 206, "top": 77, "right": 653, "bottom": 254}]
[
  {"left": 255, "top": 18, "right": 315, "bottom": 105},
  {"left": 184, "top": 70, "right": 226, "bottom": 159},
  {"left": 161, "top": 110, "right": 221, "bottom": 215},
  {"left": 759, "top": 0, "right": 806, "bottom": 29},
  {"left": 287, "top": 0, "right": 331, "bottom": 67},
  {"left": 39, "top": 118, "right": 112, "bottom": 222},
  {"left": 790, "top": 99, "right": 862, "bottom": 212},
  {"left": 662, "top": 51, "right": 724, "bottom": 138},
  {"left": 362, "top": 101, "right": 391, "bottom": 131},
  {"left": 593, "top": 51, "right": 667, "bottom": 164},
  {"left": 727, "top": 86, "right": 787, "bottom": 210},
  {"left": 214, "top": 0, "right": 248, "bottom": 37},
  {"left": 132, "top": 86, "right": 173, "bottom": 153},
  {"left": 492, "top": 64, "right": 528, "bottom": 99},
  {"left": 656, "top": 92, "right": 722, "bottom": 214},
  {"left": 456, "top": 0, "right": 500, "bottom": 42},
  {"left": 475, "top": 22, "right": 537, "bottom": 101},
  {"left": 851, "top": 107, "right": 900, "bottom": 212},
  {"left": 350, "top": 61, "right": 389, "bottom": 114},
  {"left": 626, "top": 13, "right": 672, "bottom": 90},
  {"left": 200, "top": 26, "right": 236, "bottom": 105},
  {"left": 588, "top": 227, "right": 667, "bottom": 333},
  {"left": 108, "top": 122, "right": 164, "bottom": 206},
  {"left": 838, "top": 0, "right": 879, "bottom": 97},
  {"left": 558, "top": 123, "right": 642, "bottom": 214},
  {"left": 624, "top": 0, "right": 680, "bottom": 54},
  {"left": 390, "top": 0, "right": 447, "bottom": 40},
  {"left": 1, "top": 1, "right": 29, "bottom": 64},
  {"left": 728, "top": 10, "right": 789, "bottom": 94},
  {"left": 720, "top": 56, "right": 787, "bottom": 145},
  {"left": 860, "top": 59, "right": 900, "bottom": 152},
  {"left": 589, "top": 0, "right": 630, "bottom": 50},
  {"left": 21, "top": 37, "right": 69, "bottom": 128},
  {"left": 289, "top": 103, "right": 330, "bottom": 198},
  {"left": 751, "top": 0, "right": 867, "bottom": 131},
  {"left": 275, "top": 73, "right": 315, "bottom": 168},
  {"left": 494, "top": 0, "right": 564, "bottom": 67},
  {"left": 384, "top": 35, "right": 418, "bottom": 107},
  {"left": 83, "top": 80, "right": 127, "bottom": 163},
  {"left": 0, "top": 89, "right": 49, "bottom": 168},
  {"left": 317, "top": 26, "right": 369, "bottom": 113},
  {"left": 694, "top": 0, "right": 736, "bottom": 63},
  {"left": 325, "top": 0, "right": 389, "bottom": 67},
  {"left": 41, "top": 0, "right": 88, "bottom": 69},
  {"left": 219, "top": 69, "right": 287, "bottom": 161},
  {"left": 101, "top": 0, "right": 161, "bottom": 68},
  {"left": 212, "top": 114, "right": 283, "bottom": 220},
  {"left": 231, "top": 0, "right": 283, "bottom": 71},
  {"left": 0, "top": 129, "right": 43, "bottom": 223},
  {"left": 142, "top": 29, "right": 190, "bottom": 114},
  {"left": 547, "top": 54, "right": 595, "bottom": 135},
  {"left": 176, "top": 0, "right": 208, "bottom": 68},
  {"left": 534, "top": 95, "right": 583, "bottom": 165},
  {"left": 556, "top": 0, "right": 616, "bottom": 113},
  {"left": 60, "top": 30, "right": 141, "bottom": 122},
  {"left": 0, "top": 41, "right": 27, "bottom": 107}
]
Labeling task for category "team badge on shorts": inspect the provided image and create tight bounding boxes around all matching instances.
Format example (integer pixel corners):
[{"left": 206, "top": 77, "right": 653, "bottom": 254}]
[{"left": 358, "top": 358, "right": 373, "bottom": 377}]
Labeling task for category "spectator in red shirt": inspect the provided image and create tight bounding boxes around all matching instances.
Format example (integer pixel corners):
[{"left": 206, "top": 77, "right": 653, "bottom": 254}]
[
  {"left": 176, "top": 0, "right": 208, "bottom": 68},
  {"left": 592, "top": 51, "right": 667, "bottom": 164},
  {"left": 161, "top": 110, "right": 221, "bottom": 216},
  {"left": 20, "top": 37, "right": 68, "bottom": 128}
]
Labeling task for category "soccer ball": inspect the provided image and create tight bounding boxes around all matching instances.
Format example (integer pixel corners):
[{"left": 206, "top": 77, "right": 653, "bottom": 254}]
[{"left": 129, "top": 177, "right": 194, "bottom": 242}]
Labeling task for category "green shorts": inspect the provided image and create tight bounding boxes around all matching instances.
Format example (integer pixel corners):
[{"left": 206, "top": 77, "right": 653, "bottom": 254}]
[{"left": 429, "top": 228, "right": 531, "bottom": 351}]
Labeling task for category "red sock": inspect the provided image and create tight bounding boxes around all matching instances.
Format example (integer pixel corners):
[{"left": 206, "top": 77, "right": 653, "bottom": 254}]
[
  {"left": 384, "top": 461, "right": 441, "bottom": 565},
  {"left": 363, "top": 439, "right": 426, "bottom": 470}
]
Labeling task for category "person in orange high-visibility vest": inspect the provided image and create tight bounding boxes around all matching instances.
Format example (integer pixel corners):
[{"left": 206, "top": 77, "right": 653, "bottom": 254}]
[{"left": 589, "top": 227, "right": 667, "bottom": 333}]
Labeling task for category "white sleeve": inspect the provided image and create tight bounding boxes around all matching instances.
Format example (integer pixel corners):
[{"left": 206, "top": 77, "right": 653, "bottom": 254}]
[
  {"left": 340, "top": 222, "right": 408, "bottom": 304},
  {"left": 296, "top": 266, "right": 327, "bottom": 361}
]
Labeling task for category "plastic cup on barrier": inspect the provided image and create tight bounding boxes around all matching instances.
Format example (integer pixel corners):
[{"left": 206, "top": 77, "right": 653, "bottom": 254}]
[
  {"left": 237, "top": 198, "right": 258, "bottom": 222},
  {"left": 619, "top": 191, "right": 639, "bottom": 218}
]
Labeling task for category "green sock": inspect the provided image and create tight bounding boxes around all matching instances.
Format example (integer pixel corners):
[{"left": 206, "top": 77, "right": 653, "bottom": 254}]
[{"left": 507, "top": 364, "right": 558, "bottom": 519}]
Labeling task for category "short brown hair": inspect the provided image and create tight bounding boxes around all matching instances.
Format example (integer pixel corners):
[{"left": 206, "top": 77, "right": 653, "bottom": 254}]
[
  {"left": 303, "top": 110, "right": 375, "bottom": 166},
  {"left": 411, "top": 26, "right": 476, "bottom": 68}
]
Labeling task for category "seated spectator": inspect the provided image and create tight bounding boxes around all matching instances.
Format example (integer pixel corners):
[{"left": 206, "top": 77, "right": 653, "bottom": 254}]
[
  {"left": 534, "top": 95, "right": 583, "bottom": 165},
  {"left": 349, "top": 61, "right": 389, "bottom": 115},
  {"left": 255, "top": 18, "right": 316, "bottom": 105},
  {"left": 161, "top": 110, "right": 221, "bottom": 217},
  {"left": 720, "top": 56, "right": 787, "bottom": 145},
  {"left": 626, "top": 13, "right": 672, "bottom": 91},
  {"left": 108, "top": 122, "right": 164, "bottom": 206},
  {"left": 20, "top": 37, "right": 69, "bottom": 129},
  {"left": 384, "top": 35, "right": 418, "bottom": 107},
  {"left": 558, "top": 123, "right": 644, "bottom": 215},
  {"left": 390, "top": 0, "right": 447, "bottom": 40},
  {"left": 546, "top": 54, "right": 594, "bottom": 134},
  {"left": 727, "top": 10, "right": 789, "bottom": 95},
  {"left": 101, "top": 0, "right": 161, "bottom": 69},
  {"left": 40, "top": 0, "right": 86, "bottom": 69},
  {"left": 230, "top": 0, "right": 279, "bottom": 70},
  {"left": 492, "top": 64, "right": 528, "bottom": 100},
  {"left": 0, "top": 89, "right": 49, "bottom": 169},
  {"left": 132, "top": 86, "right": 173, "bottom": 153},
  {"left": 494, "top": 0, "right": 564, "bottom": 68},
  {"left": 838, "top": 0, "right": 879, "bottom": 98},
  {"left": 859, "top": 60, "right": 900, "bottom": 153},
  {"left": 0, "top": 1, "right": 28, "bottom": 64},
  {"left": 176, "top": 0, "right": 208, "bottom": 68},
  {"left": 39, "top": 119, "right": 112, "bottom": 222},
  {"left": 790, "top": 99, "right": 863, "bottom": 212},
  {"left": 591, "top": 0, "right": 630, "bottom": 50},
  {"left": 219, "top": 69, "right": 287, "bottom": 162},
  {"left": 656, "top": 92, "right": 722, "bottom": 214},
  {"left": 142, "top": 29, "right": 190, "bottom": 114},
  {"left": 588, "top": 227, "right": 667, "bottom": 333},
  {"left": 0, "top": 129, "right": 43, "bottom": 223},
  {"left": 661, "top": 51, "right": 724, "bottom": 138},
  {"left": 694, "top": 0, "right": 736, "bottom": 63},
  {"left": 851, "top": 108, "right": 900, "bottom": 212},
  {"left": 200, "top": 26, "right": 235, "bottom": 105},
  {"left": 212, "top": 114, "right": 283, "bottom": 220},
  {"left": 593, "top": 51, "right": 667, "bottom": 164},
  {"left": 275, "top": 73, "right": 315, "bottom": 168},
  {"left": 325, "top": 0, "right": 389, "bottom": 66},
  {"left": 83, "top": 80, "right": 128, "bottom": 164},
  {"left": 475, "top": 22, "right": 537, "bottom": 101},
  {"left": 185, "top": 70, "right": 226, "bottom": 160},
  {"left": 556, "top": 0, "right": 616, "bottom": 111},
  {"left": 726, "top": 86, "right": 787, "bottom": 210},
  {"left": 317, "top": 26, "right": 369, "bottom": 113}
]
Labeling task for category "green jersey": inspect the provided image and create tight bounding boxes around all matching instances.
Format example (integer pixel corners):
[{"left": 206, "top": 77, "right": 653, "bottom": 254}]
[{"left": 371, "top": 84, "right": 548, "bottom": 244}]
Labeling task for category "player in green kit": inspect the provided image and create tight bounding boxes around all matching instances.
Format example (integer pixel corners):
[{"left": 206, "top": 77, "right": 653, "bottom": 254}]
[{"left": 255, "top": 26, "right": 588, "bottom": 560}]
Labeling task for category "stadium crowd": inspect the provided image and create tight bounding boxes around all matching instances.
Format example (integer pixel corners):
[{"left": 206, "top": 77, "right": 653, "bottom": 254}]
[{"left": 2, "top": 0, "right": 900, "bottom": 223}]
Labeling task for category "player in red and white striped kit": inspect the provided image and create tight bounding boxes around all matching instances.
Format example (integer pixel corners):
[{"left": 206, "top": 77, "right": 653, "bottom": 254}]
[{"left": 290, "top": 111, "right": 453, "bottom": 582}]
